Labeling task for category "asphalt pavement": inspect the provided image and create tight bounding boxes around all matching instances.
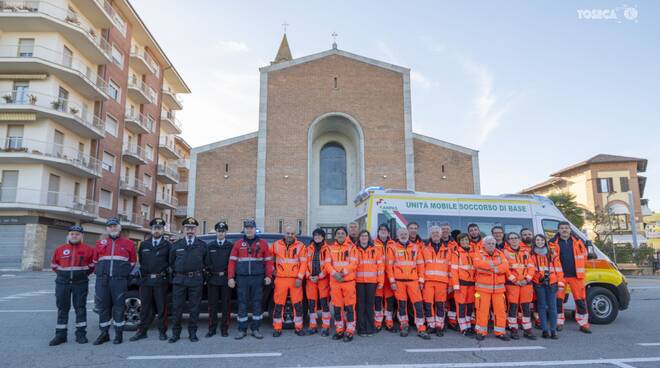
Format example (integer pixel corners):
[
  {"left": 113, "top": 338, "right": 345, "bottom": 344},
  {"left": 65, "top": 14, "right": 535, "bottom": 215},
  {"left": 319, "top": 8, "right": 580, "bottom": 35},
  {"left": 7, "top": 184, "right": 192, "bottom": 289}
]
[{"left": 1, "top": 272, "right": 660, "bottom": 368}]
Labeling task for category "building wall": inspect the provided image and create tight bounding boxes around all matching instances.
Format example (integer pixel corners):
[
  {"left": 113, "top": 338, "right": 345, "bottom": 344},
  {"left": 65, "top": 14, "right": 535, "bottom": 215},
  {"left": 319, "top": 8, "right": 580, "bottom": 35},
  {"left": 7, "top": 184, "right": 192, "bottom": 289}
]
[
  {"left": 412, "top": 138, "right": 475, "bottom": 194},
  {"left": 264, "top": 54, "right": 407, "bottom": 232},
  {"left": 194, "top": 137, "right": 258, "bottom": 233}
]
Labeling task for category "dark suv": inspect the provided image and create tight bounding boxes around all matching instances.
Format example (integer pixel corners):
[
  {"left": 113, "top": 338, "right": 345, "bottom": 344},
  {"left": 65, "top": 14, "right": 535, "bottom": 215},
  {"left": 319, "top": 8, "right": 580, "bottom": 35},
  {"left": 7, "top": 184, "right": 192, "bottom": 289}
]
[{"left": 123, "top": 233, "right": 311, "bottom": 331}]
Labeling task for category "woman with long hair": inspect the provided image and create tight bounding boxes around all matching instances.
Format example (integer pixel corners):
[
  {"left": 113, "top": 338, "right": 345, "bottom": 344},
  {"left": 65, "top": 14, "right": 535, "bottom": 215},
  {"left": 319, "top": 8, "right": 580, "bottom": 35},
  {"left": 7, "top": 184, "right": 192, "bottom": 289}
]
[
  {"left": 531, "top": 234, "right": 565, "bottom": 339},
  {"left": 355, "top": 230, "right": 383, "bottom": 336}
]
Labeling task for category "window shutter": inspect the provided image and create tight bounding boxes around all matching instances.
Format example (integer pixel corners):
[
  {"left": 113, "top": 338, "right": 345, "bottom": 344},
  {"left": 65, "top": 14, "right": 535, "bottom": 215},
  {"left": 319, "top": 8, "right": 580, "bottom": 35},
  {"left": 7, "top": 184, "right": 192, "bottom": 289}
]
[
  {"left": 608, "top": 178, "right": 614, "bottom": 193},
  {"left": 596, "top": 179, "right": 603, "bottom": 193}
]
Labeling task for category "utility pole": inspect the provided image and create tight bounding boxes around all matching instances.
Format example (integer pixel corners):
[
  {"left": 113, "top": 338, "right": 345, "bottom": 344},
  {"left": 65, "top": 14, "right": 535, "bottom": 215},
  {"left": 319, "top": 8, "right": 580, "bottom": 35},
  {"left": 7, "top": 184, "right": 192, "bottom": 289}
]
[{"left": 629, "top": 190, "right": 639, "bottom": 249}]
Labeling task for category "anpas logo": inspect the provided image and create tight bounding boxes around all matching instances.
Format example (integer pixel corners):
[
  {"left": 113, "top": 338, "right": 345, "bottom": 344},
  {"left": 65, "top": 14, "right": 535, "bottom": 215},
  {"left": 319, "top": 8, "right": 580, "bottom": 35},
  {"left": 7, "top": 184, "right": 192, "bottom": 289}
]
[{"left": 376, "top": 199, "right": 397, "bottom": 211}]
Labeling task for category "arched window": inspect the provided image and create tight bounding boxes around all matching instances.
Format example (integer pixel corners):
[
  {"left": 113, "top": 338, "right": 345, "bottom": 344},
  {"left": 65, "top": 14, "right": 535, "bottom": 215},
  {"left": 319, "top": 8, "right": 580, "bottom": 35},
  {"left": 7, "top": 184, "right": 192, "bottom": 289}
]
[{"left": 319, "top": 142, "right": 346, "bottom": 205}]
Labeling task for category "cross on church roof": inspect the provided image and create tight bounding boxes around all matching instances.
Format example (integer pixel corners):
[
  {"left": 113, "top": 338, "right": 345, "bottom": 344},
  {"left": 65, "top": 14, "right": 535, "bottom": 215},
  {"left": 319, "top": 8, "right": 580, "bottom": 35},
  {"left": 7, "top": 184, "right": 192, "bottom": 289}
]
[
  {"left": 282, "top": 22, "right": 289, "bottom": 33},
  {"left": 331, "top": 32, "right": 338, "bottom": 49}
]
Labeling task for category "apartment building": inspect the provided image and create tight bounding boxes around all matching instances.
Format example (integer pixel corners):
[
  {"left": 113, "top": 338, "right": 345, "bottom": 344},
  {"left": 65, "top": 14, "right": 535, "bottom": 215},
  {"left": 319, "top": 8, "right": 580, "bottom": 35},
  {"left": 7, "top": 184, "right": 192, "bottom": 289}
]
[
  {"left": 0, "top": 0, "right": 190, "bottom": 270},
  {"left": 521, "top": 154, "right": 649, "bottom": 246}
]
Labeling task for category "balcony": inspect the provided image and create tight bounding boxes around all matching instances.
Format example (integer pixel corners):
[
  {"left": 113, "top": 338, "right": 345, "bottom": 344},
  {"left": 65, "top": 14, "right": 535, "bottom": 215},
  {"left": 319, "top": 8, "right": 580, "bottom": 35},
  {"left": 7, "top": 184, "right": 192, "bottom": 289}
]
[
  {"left": 0, "top": 1, "right": 112, "bottom": 64},
  {"left": 155, "top": 193, "right": 178, "bottom": 210},
  {"left": 176, "top": 158, "right": 190, "bottom": 171},
  {"left": 118, "top": 211, "right": 147, "bottom": 230},
  {"left": 0, "top": 45, "right": 109, "bottom": 100},
  {"left": 119, "top": 176, "right": 147, "bottom": 197},
  {"left": 160, "top": 111, "right": 182, "bottom": 134},
  {"left": 174, "top": 182, "right": 188, "bottom": 193},
  {"left": 0, "top": 187, "right": 97, "bottom": 220},
  {"left": 158, "top": 135, "right": 180, "bottom": 159},
  {"left": 123, "top": 110, "right": 153, "bottom": 134},
  {"left": 161, "top": 89, "right": 183, "bottom": 110},
  {"left": 174, "top": 205, "right": 187, "bottom": 217},
  {"left": 127, "top": 77, "right": 156, "bottom": 105},
  {"left": 122, "top": 143, "right": 148, "bottom": 165},
  {"left": 1, "top": 137, "right": 101, "bottom": 177},
  {"left": 130, "top": 46, "right": 159, "bottom": 76},
  {"left": 157, "top": 163, "right": 179, "bottom": 184},
  {"left": 69, "top": 0, "right": 114, "bottom": 28},
  {"left": 1, "top": 90, "right": 104, "bottom": 138}
]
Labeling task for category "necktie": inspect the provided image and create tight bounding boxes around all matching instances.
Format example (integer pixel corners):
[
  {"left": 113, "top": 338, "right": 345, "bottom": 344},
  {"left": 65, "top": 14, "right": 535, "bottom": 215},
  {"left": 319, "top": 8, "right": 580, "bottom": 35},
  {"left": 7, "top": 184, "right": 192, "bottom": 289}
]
[{"left": 188, "top": 238, "right": 192, "bottom": 246}]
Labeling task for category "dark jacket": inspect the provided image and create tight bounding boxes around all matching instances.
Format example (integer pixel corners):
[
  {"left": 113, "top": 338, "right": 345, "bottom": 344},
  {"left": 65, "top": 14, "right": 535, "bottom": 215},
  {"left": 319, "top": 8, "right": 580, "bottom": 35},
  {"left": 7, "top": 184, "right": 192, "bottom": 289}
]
[
  {"left": 138, "top": 237, "right": 171, "bottom": 285},
  {"left": 228, "top": 236, "right": 273, "bottom": 278},
  {"left": 93, "top": 236, "right": 136, "bottom": 279},
  {"left": 169, "top": 237, "right": 207, "bottom": 286},
  {"left": 205, "top": 238, "right": 233, "bottom": 286}
]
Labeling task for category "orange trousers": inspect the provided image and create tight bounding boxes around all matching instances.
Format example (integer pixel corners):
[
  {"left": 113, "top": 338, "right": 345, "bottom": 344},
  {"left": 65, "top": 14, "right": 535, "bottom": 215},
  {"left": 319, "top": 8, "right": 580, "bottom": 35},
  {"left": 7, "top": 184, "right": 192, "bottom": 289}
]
[
  {"left": 330, "top": 280, "right": 356, "bottom": 334},
  {"left": 272, "top": 277, "right": 304, "bottom": 331},
  {"left": 394, "top": 280, "right": 426, "bottom": 331},
  {"left": 375, "top": 279, "right": 395, "bottom": 328},
  {"left": 306, "top": 278, "right": 331, "bottom": 329},
  {"left": 454, "top": 285, "right": 475, "bottom": 332},
  {"left": 422, "top": 281, "right": 448, "bottom": 329},
  {"left": 475, "top": 291, "right": 506, "bottom": 336},
  {"left": 556, "top": 277, "right": 589, "bottom": 328},
  {"left": 505, "top": 284, "right": 533, "bottom": 330}
]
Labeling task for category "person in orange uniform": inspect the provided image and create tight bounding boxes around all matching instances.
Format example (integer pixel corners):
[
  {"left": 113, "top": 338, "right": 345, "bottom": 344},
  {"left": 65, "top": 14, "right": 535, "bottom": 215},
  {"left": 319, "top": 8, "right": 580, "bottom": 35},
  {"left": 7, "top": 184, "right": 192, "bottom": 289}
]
[
  {"left": 503, "top": 232, "right": 536, "bottom": 340},
  {"left": 387, "top": 227, "right": 430, "bottom": 339},
  {"left": 324, "top": 226, "right": 358, "bottom": 342},
  {"left": 421, "top": 225, "right": 452, "bottom": 337},
  {"left": 306, "top": 228, "right": 331, "bottom": 336},
  {"left": 271, "top": 226, "right": 307, "bottom": 337},
  {"left": 473, "top": 235, "right": 510, "bottom": 341},
  {"left": 467, "top": 223, "right": 484, "bottom": 251},
  {"left": 550, "top": 221, "right": 592, "bottom": 334},
  {"left": 438, "top": 223, "right": 459, "bottom": 331},
  {"left": 531, "top": 234, "right": 565, "bottom": 339},
  {"left": 355, "top": 230, "right": 384, "bottom": 336},
  {"left": 407, "top": 222, "right": 424, "bottom": 246},
  {"left": 451, "top": 233, "right": 476, "bottom": 337},
  {"left": 374, "top": 224, "right": 396, "bottom": 332}
]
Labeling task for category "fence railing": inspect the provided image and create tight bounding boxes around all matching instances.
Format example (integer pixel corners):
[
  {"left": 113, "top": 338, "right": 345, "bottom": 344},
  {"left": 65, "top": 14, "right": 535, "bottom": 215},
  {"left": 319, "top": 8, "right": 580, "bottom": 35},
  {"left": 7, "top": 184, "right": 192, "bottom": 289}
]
[
  {"left": 0, "top": 89, "right": 104, "bottom": 134},
  {"left": 124, "top": 110, "right": 154, "bottom": 132},
  {"left": 128, "top": 76, "right": 156, "bottom": 103},
  {"left": 0, "top": 187, "right": 98, "bottom": 215},
  {"left": 1, "top": 137, "right": 101, "bottom": 175},
  {"left": 119, "top": 175, "right": 149, "bottom": 194},
  {"left": 157, "top": 164, "right": 180, "bottom": 181},
  {"left": 122, "top": 143, "right": 148, "bottom": 162}
]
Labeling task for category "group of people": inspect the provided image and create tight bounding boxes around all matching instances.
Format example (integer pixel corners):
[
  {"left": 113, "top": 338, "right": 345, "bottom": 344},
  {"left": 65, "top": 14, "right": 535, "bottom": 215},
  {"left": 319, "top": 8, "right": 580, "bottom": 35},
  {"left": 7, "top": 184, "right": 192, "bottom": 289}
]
[{"left": 48, "top": 215, "right": 592, "bottom": 347}]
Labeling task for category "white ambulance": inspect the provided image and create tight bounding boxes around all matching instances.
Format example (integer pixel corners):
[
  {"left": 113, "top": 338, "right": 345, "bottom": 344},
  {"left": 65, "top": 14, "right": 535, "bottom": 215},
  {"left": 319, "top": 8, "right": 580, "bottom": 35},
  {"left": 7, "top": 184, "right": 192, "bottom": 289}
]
[{"left": 352, "top": 187, "right": 630, "bottom": 324}]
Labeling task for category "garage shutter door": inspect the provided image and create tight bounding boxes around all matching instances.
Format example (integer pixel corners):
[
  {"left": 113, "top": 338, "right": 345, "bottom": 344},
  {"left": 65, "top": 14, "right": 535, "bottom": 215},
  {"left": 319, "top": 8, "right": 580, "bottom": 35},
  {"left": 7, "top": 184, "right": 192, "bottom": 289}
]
[
  {"left": 0, "top": 225, "right": 25, "bottom": 270},
  {"left": 44, "top": 227, "right": 70, "bottom": 269}
]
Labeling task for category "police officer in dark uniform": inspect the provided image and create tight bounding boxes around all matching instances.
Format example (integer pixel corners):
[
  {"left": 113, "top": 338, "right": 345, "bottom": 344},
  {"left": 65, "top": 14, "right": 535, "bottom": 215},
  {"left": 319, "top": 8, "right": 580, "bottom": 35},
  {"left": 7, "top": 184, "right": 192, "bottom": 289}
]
[
  {"left": 205, "top": 221, "right": 233, "bottom": 337},
  {"left": 130, "top": 218, "right": 171, "bottom": 342},
  {"left": 168, "top": 217, "right": 207, "bottom": 343},
  {"left": 49, "top": 225, "right": 95, "bottom": 346}
]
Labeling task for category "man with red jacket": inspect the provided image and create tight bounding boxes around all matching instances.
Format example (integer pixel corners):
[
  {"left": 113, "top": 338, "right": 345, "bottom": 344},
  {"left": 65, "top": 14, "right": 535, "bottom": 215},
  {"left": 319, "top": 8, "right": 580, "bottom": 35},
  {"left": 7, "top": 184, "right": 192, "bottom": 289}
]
[
  {"left": 92, "top": 218, "right": 136, "bottom": 345},
  {"left": 228, "top": 219, "right": 273, "bottom": 340},
  {"left": 49, "top": 225, "right": 95, "bottom": 346}
]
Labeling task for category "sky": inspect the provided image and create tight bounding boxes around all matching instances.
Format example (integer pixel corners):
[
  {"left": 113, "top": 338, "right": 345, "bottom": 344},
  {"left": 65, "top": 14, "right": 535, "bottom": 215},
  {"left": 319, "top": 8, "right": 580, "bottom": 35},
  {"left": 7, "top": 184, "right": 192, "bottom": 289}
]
[{"left": 132, "top": 0, "right": 660, "bottom": 210}]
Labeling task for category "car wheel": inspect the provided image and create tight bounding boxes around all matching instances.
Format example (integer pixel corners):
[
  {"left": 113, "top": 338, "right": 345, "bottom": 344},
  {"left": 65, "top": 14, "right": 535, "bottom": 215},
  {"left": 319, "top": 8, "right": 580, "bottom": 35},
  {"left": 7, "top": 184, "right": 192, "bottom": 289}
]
[
  {"left": 587, "top": 286, "right": 619, "bottom": 325},
  {"left": 123, "top": 290, "right": 141, "bottom": 331}
]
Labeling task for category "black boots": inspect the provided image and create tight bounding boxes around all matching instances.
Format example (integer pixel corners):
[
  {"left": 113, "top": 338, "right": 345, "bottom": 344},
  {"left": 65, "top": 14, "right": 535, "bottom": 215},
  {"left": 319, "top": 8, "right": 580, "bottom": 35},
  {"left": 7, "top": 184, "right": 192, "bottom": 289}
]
[
  {"left": 129, "top": 330, "right": 147, "bottom": 342},
  {"left": 235, "top": 330, "right": 247, "bottom": 340},
  {"left": 168, "top": 331, "right": 180, "bottom": 343},
  {"left": 189, "top": 330, "right": 198, "bottom": 342},
  {"left": 75, "top": 330, "right": 88, "bottom": 344},
  {"left": 205, "top": 329, "right": 216, "bottom": 338},
  {"left": 580, "top": 326, "right": 592, "bottom": 334},
  {"left": 93, "top": 330, "right": 110, "bottom": 345},
  {"left": 49, "top": 334, "right": 67, "bottom": 346},
  {"left": 159, "top": 329, "right": 168, "bottom": 341},
  {"left": 523, "top": 329, "right": 536, "bottom": 340},
  {"left": 251, "top": 330, "right": 264, "bottom": 339},
  {"left": 510, "top": 328, "right": 520, "bottom": 340},
  {"left": 272, "top": 330, "right": 282, "bottom": 337},
  {"left": 113, "top": 330, "right": 123, "bottom": 344}
]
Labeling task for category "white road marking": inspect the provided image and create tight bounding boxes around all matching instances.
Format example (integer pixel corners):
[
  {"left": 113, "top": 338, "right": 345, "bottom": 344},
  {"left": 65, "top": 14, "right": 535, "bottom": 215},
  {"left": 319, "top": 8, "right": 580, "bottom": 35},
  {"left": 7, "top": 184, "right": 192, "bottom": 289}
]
[
  {"left": 406, "top": 346, "right": 545, "bottom": 353},
  {"left": 610, "top": 362, "right": 637, "bottom": 368},
  {"left": 0, "top": 274, "right": 16, "bottom": 277},
  {"left": 638, "top": 342, "right": 660, "bottom": 346},
  {"left": 630, "top": 286, "right": 660, "bottom": 290},
  {"left": 286, "top": 356, "right": 660, "bottom": 368},
  {"left": 127, "top": 352, "right": 282, "bottom": 360},
  {"left": 0, "top": 290, "right": 53, "bottom": 302}
]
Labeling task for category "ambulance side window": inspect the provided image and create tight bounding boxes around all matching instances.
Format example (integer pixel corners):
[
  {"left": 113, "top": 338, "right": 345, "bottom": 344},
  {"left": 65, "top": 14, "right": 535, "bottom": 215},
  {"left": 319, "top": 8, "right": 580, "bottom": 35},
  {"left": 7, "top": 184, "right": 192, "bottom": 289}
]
[{"left": 541, "top": 219, "right": 560, "bottom": 238}]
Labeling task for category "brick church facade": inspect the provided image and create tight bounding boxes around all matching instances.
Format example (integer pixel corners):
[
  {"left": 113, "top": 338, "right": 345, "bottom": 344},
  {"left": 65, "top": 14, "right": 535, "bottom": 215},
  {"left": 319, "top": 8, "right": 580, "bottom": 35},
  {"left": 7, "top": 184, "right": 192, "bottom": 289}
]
[{"left": 189, "top": 35, "right": 480, "bottom": 234}]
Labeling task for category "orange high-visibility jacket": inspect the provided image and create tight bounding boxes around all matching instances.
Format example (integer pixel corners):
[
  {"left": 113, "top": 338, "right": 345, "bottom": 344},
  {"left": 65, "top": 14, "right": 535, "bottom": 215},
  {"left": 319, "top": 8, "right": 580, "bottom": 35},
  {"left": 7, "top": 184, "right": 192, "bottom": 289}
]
[
  {"left": 324, "top": 240, "right": 358, "bottom": 282},
  {"left": 421, "top": 241, "right": 452, "bottom": 283},
  {"left": 306, "top": 241, "right": 328, "bottom": 280},
  {"left": 503, "top": 244, "right": 534, "bottom": 284},
  {"left": 272, "top": 238, "right": 307, "bottom": 279},
  {"left": 470, "top": 238, "right": 483, "bottom": 252},
  {"left": 549, "top": 235, "right": 588, "bottom": 279},
  {"left": 450, "top": 245, "right": 476, "bottom": 289},
  {"left": 386, "top": 241, "right": 425, "bottom": 283},
  {"left": 473, "top": 248, "right": 509, "bottom": 294},
  {"left": 531, "top": 250, "right": 565, "bottom": 287},
  {"left": 356, "top": 243, "right": 385, "bottom": 285}
]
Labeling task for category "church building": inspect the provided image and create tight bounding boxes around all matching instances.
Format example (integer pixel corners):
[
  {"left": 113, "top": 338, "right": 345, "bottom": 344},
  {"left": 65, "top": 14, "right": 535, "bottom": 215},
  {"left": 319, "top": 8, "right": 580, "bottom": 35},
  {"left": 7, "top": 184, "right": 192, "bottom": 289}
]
[{"left": 188, "top": 35, "right": 481, "bottom": 235}]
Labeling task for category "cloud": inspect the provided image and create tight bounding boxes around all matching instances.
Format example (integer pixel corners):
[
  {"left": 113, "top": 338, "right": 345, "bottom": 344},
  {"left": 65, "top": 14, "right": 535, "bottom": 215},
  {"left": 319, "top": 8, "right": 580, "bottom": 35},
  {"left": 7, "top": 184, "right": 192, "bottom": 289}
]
[
  {"left": 411, "top": 70, "right": 433, "bottom": 89},
  {"left": 216, "top": 40, "right": 250, "bottom": 54}
]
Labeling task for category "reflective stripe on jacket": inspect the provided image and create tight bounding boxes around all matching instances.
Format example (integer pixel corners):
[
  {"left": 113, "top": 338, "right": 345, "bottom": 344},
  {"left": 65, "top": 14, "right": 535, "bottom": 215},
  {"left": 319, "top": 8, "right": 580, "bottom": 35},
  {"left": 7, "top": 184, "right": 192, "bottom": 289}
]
[
  {"left": 531, "top": 251, "right": 565, "bottom": 287},
  {"left": 323, "top": 240, "right": 358, "bottom": 282},
  {"left": 473, "top": 248, "right": 508, "bottom": 294},
  {"left": 549, "top": 235, "right": 588, "bottom": 279},
  {"left": 421, "top": 241, "right": 452, "bottom": 283},
  {"left": 272, "top": 239, "right": 307, "bottom": 279},
  {"left": 356, "top": 243, "right": 385, "bottom": 285},
  {"left": 451, "top": 245, "right": 476, "bottom": 289},
  {"left": 503, "top": 244, "right": 534, "bottom": 283},
  {"left": 386, "top": 241, "right": 424, "bottom": 283}
]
